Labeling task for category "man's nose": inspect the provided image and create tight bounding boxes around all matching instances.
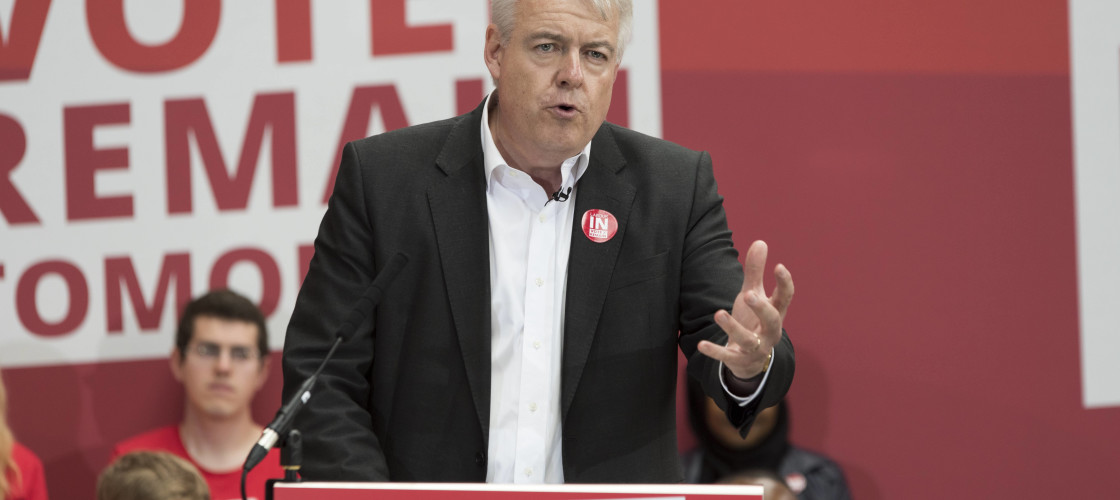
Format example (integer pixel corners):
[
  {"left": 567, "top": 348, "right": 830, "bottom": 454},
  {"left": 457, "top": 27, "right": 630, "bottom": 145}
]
[
  {"left": 557, "top": 52, "right": 584, "bottom": 87},
  {"left": 214, "top": 350, "right": 234, "bottom": 371}
]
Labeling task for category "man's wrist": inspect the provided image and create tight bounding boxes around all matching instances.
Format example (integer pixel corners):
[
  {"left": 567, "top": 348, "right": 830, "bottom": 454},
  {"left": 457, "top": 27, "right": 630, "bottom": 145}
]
[
  {"left": 721, "top": 348, "right": 773, "bottom": 397},
  {"left": 722, "top": 363, "right": 763, "bottom": 396},
  {"left": 729, "top": 348, "right": 772, "bottom": 380},
  {"left": 724, "top": 362, "right": 762, "bottom": 380}
]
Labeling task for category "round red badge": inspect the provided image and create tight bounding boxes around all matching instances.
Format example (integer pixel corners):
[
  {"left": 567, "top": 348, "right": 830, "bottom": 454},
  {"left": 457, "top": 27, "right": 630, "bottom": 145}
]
[{"left": 581, "top": 209, "right": 618, "bottom": 243}]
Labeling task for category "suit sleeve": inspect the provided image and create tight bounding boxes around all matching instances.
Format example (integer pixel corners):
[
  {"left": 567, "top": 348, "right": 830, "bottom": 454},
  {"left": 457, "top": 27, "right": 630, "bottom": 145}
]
[
  {"left": 676, "top": 150, "right": 795, "bottom": 435},
  {"left": 282, "top": 141, "right": 390, "bottom": 481}
]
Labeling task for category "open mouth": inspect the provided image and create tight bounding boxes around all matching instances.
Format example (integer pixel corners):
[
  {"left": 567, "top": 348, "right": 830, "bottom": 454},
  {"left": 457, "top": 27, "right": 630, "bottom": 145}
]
[{"left": 551, "top": 104, "right": 579, "bottom": 118}]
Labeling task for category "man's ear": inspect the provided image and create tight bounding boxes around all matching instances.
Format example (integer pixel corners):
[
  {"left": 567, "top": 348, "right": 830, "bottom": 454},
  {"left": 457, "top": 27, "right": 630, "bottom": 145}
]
[
  {"left": 169, "top": 348, "right": 184, "bottom": 382},
  {"left": 483, "top": 24, "right": 503, "bottom": 83}
]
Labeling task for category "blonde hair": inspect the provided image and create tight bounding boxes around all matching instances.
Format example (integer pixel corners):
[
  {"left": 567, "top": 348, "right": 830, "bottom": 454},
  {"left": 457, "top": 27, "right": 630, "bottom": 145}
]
[
  {"left": 97, "top": 451, "right": 210, "bottom": 500},
  {"left": 0, "top": 369, "right": 18, "bottom": 497}
]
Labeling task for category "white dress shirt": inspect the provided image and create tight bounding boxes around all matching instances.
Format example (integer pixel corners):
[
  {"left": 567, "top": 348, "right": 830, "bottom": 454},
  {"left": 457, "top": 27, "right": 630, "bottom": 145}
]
[
  {"left": 482, "top": 93, "right": 586, "bottom": 483},
  {"left": 479, "top": 93, "right": 772, "bottom": 484}
]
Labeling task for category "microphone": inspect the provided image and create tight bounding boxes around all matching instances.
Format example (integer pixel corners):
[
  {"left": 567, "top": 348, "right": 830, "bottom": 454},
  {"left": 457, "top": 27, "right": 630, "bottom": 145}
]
[
  {"left": 551, "top": 186, "right": 572, "bottom": 202},
  {"left": 242, "top": 252, "right": 409, "bottom": 473}
]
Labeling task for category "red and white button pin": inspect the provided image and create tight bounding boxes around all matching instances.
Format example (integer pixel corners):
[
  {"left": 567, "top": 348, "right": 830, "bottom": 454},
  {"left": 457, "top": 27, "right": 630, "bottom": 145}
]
[{"left": 581, "top": 209, "right": 618, "bottom": 243}]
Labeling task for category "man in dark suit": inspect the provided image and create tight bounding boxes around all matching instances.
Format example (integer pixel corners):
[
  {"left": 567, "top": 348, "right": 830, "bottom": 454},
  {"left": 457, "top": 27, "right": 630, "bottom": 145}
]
[{"left": 282, "top": 0, "right": 794, "bottom": 483}]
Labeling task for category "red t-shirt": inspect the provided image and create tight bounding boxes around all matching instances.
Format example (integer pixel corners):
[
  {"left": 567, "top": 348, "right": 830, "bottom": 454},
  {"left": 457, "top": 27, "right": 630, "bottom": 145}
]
[
  {"left": 5, "top": 442, "right": 48, "bottom": 500},
  {"left": 112, "top": 426, "right": 285, "bottom": 500}
]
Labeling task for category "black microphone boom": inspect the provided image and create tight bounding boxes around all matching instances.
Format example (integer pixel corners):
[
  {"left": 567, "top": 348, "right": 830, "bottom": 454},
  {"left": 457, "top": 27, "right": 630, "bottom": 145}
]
[{"left": 242, "top": 252, "right": 409, "bottom": 474}]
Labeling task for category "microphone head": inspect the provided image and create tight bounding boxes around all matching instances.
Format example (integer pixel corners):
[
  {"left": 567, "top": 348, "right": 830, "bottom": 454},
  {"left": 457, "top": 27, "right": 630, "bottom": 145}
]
[{"left": 552, "top": 186, "right": 572, "bottom": 202}]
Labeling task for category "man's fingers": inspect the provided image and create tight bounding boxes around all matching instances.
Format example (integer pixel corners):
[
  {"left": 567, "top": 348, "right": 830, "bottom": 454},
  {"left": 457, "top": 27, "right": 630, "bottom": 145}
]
[
  {"left": 742, "top": 240, "right": 768, "bottom": 294},
  {"left": 715, "top": 309, "right": 757, "bottom": 349},
  {"left": 745, "top": 290, "right": 782, "bottom": 340},
  {"left": 697, "top": 340, "right": 730, "bottom": 364},
  {"left": 699, "top": 336, "right": 767, "bottom": 380},
  {"left": 771, "top": 263, "right": 794, "bottom": 320}
]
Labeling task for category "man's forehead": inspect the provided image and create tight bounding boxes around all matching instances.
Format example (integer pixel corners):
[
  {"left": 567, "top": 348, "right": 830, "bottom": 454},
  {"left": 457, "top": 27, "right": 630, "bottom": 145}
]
[
  {"left": 526, "top": 27, "right": 616, "bottom": 47},
  {"left": 190, "top": 315, "right": 259, "bottom": 343}
]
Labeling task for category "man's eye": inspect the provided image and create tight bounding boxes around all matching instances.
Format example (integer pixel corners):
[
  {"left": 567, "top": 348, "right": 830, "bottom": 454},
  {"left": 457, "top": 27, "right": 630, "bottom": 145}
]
[
  {"left": 588, "top": 50, "right": 606, "bottom": 60},
  {"left": 197, "top": 343, "right": 220, "bottom": 357},
  {"left": 538, "top": 43, "right": 555, "bottom": 52},
  {"left": 231, "top": 347, "right": 253, "bottom": 360}
]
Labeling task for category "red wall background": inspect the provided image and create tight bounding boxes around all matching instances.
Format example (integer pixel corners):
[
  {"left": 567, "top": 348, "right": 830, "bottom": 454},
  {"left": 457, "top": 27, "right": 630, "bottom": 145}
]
[
  {"left": 664, "top": 0, "right": 1118, "bottom": 498},
  {"left": 4, "top": 1, "right": 1118, "bottom": 499}
]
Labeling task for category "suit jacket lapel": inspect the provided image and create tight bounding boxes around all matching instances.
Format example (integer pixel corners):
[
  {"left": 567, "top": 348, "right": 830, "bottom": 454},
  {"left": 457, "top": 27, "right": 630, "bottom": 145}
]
[
  {"left": 561, "top": 125, "right": 637, "bottom": 420},
  {"left": 427, "top": 104, "right": 492, "bottom": 441}
]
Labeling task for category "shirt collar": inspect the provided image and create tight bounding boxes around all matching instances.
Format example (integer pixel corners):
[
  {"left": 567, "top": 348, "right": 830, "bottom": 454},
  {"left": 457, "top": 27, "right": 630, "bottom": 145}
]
[{"left": 480, "top": 91, "right": 591, "bottom": 192}]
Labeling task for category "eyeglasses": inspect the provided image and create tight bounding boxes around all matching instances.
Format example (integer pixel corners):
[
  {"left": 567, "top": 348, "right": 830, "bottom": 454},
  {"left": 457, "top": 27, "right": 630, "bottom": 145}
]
[{"left": 190, "top": 342, "right": 260, "bottom": 363}]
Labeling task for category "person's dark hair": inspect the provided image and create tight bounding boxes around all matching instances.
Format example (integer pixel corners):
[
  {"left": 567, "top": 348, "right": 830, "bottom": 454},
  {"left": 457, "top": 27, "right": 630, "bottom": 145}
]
[
  {"left": 97, "top": 451, "right": 209, "bottom": 500},
  {"left": 175, "top": 289, "right": 268, "bottom": 361},
  {"left": 717, "top": 468, "right": 796, "bottom": 500},
  {"left": 718, "top": 467, "right": 788, "bottom": 486}
]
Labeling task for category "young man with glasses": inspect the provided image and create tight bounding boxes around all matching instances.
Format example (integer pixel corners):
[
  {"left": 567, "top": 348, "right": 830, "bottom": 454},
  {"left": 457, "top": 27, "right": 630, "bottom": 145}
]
[{"left": 111, "top": 289, "right": 284, "bottom": 500}]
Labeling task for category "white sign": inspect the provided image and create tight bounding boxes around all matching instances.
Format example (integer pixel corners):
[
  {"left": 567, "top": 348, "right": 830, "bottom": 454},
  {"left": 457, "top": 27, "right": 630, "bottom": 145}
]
[
  {"left": 1070, "top": 0, "right": 1120, "bottom": 409},
  {"left": 0, "top": 0, "right": 662, "bottom": 368}
]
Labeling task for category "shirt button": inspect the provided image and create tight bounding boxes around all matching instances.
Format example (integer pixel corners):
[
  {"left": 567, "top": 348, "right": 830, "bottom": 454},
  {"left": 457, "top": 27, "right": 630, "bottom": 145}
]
[
  {"left": 539, "top": 214, "right": 546, "bottom": 223},
  {"left": 524, "top": 467, "right": 533, "bottom": 477},
  {"left": 535, "top": 278, "right": 544, "bottom": 287},
  {"left": 532, "top": 340, "right": 541, "bottom": 349},
  {"left": 529, "top": 402, "right": 538, "bottom": 412}
]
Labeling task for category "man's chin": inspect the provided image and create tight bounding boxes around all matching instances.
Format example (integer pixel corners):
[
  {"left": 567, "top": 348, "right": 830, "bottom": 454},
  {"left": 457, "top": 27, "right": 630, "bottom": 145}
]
[
  {"left": 200, "top": 403, "right": 241, "bottom": 419},
  {"left": 539, "top": 134, "right": 592, "bottom": 158}
]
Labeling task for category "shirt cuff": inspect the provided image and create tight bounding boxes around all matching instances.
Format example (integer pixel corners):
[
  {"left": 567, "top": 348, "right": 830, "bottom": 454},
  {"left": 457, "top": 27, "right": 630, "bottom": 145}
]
[{"left": 718, "top": 347, "right": 774, "bottom": 407}]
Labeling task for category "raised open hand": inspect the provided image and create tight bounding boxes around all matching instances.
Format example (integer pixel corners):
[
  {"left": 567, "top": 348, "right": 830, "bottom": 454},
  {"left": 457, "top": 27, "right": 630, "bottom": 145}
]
[{"left": 698, "top": 240, "right": 793, "bottom": 379}]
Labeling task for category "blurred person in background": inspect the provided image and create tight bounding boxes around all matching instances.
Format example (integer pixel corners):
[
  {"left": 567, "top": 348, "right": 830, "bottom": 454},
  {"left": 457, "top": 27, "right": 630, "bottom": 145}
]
[
  {"left": 717, "top": 468, "right": 797, "bottom": 500},
  {"left": 111, "top": 290, "right": 282, "bottom": 500},
  {"left": 97, "top": 451, "right": 209, "bottom": 500},
  {"left": 0, "top": 369, "right": 48, "bottom": 500},
  {"left": 684, "top": 378, "right": 851, "bottom": 500}
]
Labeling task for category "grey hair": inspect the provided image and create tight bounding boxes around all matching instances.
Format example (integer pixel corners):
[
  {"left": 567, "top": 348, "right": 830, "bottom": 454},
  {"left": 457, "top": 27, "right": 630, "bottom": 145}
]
[{"left": 490, "top": 0, "right": 634, "bottom": 61}]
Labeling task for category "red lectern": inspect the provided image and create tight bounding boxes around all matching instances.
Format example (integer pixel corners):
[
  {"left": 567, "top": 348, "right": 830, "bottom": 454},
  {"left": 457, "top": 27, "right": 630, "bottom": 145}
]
[{"left": 270, "top": 482, "right": 763, "bottom": 500}]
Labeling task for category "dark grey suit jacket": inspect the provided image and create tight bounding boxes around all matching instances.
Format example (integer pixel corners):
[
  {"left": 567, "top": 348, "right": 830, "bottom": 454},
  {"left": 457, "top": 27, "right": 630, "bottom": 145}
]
[{"left": 282, "top": 100, "right": 794, "bottom": 483}]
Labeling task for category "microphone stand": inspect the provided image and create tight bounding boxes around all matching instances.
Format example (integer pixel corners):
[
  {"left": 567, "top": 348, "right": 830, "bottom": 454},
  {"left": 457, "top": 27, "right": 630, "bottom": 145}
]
[
  {"left": 281, "top": 429, "right": 303, "bottom": 482},
  {"left": 247, "top": 336, "right": 343, "bottom": 500},
  {"left": 245, "top": 252, "right": 409, "bottom": 500},
  {"left": 264, "top": 430, "right": 303, "bottom": 500}
]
